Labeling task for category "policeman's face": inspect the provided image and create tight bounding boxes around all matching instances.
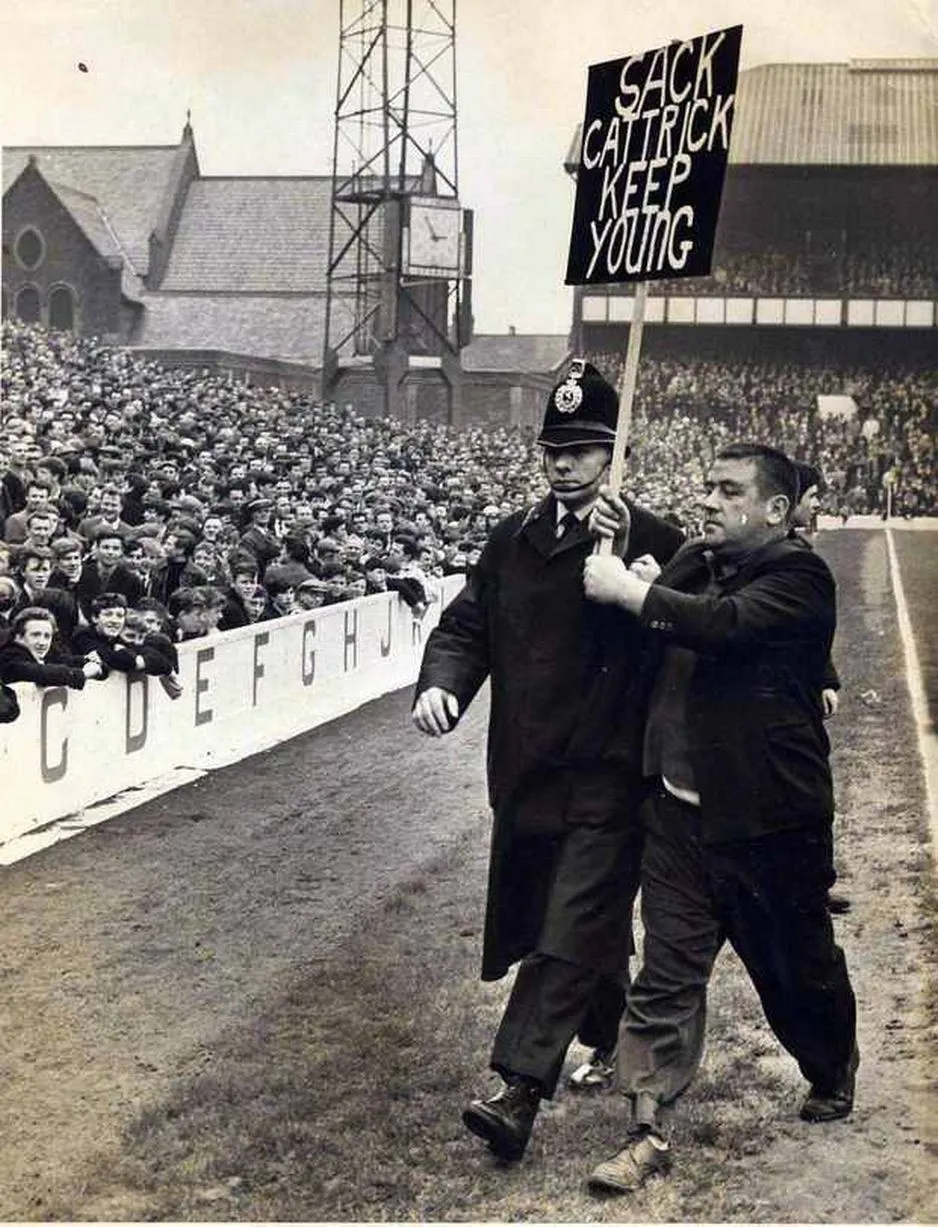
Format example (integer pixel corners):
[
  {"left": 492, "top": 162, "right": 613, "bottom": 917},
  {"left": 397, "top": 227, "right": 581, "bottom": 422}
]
[
  {"left": 18, "top": 618, "right": 54, "bottom": 660},
  {"left": 541, "top": 443, "right": 612, "bottom": 511},
  {"left": 701, "top": 458, "right": 788, "bottom": 549}
]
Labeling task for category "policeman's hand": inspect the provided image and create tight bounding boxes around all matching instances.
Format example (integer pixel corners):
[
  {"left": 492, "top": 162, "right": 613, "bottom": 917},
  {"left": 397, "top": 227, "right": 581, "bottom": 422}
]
[
  {"left": 589, "top": 485, "right": 631, "bottom": 554},
  {"left": 821, "top": 688, "right": 839, "bottom": 719},
  {"left": 82, "top": 660, "right": 104, "bottom": 679},
  {"left": 629, "top": 553, "right": 661, "bottom": 582},
  {"left": 413, "top": 686, "right": 460, "bottom": 737}
]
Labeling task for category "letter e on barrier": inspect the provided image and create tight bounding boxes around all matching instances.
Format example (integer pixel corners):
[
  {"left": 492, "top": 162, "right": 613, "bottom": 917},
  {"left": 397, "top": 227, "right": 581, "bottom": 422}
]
[
  {"left": 253, "top": 631, "right": 269, "bottom": 707},
  {"left": 195, "top": 647, "right": 214, "bottom": 726},
  {"left": 125, "top": 673, "right": 149, "bottom": 754},
  {"left": 40, "top": 687, "right": 69, "bottom": 783}
]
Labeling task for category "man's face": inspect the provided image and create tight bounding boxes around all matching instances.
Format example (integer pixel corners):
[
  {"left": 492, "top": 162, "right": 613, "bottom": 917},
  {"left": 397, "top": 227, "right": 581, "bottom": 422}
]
[
  {"left": 27, "top": 511, "right": 57, "bottom": 543},
  {"left": 95, "top": 537, "right": 125, "bottom": 568},
  {"left": 94, "top": 605, "right": 126, "bottom": 639},
  {"left": 200, "top": 604, "right": 223, "bottom": 633},
  {"left": 701, "top": 457, "right": 786, "bottom": 550},
  {"left": 177, "top": 607, "right": 205, "bottom": 635},
  {"left": 57, "top": 549, "right": 83, "bottom": 581},
  {"left": 25, "top": 485, "right": 50, "bottom": 512},
  {"left": 17, "top": 618, "right": 54, "bottom": 660},
  {"left": 100, "top": 491, "right": 122, "bottom": 519},
  {"left": 202, "top": 516, "right": 222, "bottom": 542},
  {"left": 139, "top": 609, "right": 162, "bottom": 635},
  {"left": 9, "top": 439, "right": 30, "bottom": 467},
  {"left": 792, "top": 484, "right": 820, "bottom": 529},
  {"left": 234, "top": 573, "right": 257, "bottom": 600},
  {"left": 23, "top": 556, "right": 52, "bottom": 590},
  {"left": 541, "top": 443, "right": 611, "bottom": 511}
]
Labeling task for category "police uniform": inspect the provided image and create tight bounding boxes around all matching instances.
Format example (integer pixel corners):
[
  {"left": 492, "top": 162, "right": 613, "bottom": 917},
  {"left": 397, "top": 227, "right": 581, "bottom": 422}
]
[{"left": 414, "top": 361, "right": 684, "bottom": 1159}]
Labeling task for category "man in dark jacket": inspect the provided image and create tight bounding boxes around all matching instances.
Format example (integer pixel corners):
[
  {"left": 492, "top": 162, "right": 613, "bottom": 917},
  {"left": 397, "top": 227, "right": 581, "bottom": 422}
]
[
  {"left": 0, "top": 606, "right": 105, "bottom": 689},
  {"left": 413, "top": 360, "right": 683, "bottom": 1161},
  {"left": 583, "top": 443, "right": 858, "bottom": 1195}
]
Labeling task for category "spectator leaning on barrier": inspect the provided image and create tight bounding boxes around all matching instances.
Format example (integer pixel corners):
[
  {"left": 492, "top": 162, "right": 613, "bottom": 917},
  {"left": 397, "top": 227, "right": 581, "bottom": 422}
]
[
  {"left": 413, "top": 360, "right": 684, "bottom": 1163},
  {"left": 582, "top": 443, "right": 858, "bottom": 1195},
  {"left": 0, "top": 605, "right": 105, "bottom": 689}
]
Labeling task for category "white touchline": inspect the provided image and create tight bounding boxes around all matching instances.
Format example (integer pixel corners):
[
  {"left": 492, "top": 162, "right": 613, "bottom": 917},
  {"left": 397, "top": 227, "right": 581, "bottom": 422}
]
[{"left": 885, "top": 527, "right": 938, "bottom": 860}]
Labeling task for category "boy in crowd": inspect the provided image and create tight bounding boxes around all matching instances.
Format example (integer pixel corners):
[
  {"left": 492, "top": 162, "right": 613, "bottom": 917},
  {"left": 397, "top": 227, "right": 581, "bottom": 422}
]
[
  {"left": 72, "top": 592, "right": 146, "bottom": 673},
  {"left": 0, "top": 606, "right": 105, "bottom": 689}
]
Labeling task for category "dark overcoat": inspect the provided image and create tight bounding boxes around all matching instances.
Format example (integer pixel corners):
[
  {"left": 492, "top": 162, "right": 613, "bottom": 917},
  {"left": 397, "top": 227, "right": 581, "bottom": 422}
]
[
  {"left": 415, "top": 495, "right": 684, "bottom": 980},
  {"left": 638, "top": 535, "right": 837, "bottom": 843}
]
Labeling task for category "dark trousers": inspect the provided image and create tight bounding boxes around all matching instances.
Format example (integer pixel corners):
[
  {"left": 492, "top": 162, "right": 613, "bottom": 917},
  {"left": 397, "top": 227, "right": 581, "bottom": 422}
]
[
  {"left": 620, "top": 787, "right": 857, "bottom": 1128},
  {"left": 490, "top": 954, "right": 628, "bottom": 1098}
]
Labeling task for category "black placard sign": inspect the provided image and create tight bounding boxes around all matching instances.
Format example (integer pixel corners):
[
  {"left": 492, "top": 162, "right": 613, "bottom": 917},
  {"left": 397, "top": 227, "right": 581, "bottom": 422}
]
[{"left": 565, "top": 24, "right": 742, "bottom": 285}]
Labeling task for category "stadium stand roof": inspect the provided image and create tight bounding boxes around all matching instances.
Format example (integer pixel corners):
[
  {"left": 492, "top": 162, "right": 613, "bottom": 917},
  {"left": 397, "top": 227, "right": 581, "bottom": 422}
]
[
  {"left": 564, "top": 58, "right": 938, "bottom": 169},
  {"left": 3, "top": 145, "right": 183, "bottom": 276},
  {"left": 461, "top": 334, "right": 570, "bottom": 374},
  {"left": 731, "top": 60, "right": 938, "bottom": 165}
]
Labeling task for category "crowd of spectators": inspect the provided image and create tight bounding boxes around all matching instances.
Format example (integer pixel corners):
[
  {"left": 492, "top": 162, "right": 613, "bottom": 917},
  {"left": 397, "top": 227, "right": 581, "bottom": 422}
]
[
  {"left": 651, "top": 240, "right": 937, "bottom": 300},
  {"left": 0, "top": 320, "right": 934, "bottom": 711}
]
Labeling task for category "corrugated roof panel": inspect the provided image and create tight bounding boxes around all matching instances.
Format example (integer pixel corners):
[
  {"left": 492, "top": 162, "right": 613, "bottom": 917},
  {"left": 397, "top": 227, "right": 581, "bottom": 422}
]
[{"left": 730, "top": 61, "right": 938, "bottom": 164}]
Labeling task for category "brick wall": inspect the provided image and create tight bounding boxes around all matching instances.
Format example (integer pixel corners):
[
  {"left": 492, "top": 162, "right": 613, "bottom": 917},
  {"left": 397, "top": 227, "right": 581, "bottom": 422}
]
[{"left": 2, "top": 165, "right": 125, "bottom": 339}]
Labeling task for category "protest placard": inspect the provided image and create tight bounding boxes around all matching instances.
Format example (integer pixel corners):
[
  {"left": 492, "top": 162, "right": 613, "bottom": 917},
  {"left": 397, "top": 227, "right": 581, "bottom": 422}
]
[{"left": 565, "top": 24, "right": 743, "bottom": 285}]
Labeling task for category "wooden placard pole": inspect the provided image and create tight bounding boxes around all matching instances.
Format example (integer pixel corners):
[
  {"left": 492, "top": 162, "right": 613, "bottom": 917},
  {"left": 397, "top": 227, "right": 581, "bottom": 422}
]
[{"left": 597, "top": 280, "right": 647, "bottom": 556}]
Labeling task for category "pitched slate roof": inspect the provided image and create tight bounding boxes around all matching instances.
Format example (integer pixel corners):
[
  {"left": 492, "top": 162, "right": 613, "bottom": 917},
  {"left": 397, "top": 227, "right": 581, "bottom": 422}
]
[
  {"left": 3, "top": 146, "right": 182, "bottom": 276},
  {"left": 43, "top": 179, "right": 145, "bottom": 302},
  {"left": 161, "top": 177, "right": 350, "bottom": 292},
  {"left": 131, "top": 292, "right": 357, "bottom": 365},
  {"left": 461, "top": 334, "right": 570, "bottom": 374}
]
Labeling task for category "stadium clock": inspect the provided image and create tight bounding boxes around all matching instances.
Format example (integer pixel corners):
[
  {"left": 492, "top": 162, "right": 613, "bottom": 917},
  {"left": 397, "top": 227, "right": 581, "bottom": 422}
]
[{"left": 406, "top": 197, "right": 462, "bottom": 277}]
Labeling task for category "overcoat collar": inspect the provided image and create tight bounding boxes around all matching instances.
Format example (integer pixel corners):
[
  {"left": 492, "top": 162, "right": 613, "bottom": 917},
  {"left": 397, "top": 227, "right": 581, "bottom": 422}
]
[{"left": 517, "top": 494, "right": 592, "bottom": 559}]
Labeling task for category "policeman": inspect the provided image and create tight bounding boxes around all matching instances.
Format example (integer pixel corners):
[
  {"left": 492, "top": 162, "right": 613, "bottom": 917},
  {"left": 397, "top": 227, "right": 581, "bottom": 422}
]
[{"left": 413, "top": 360, "right": 684, "bottom": 1161}]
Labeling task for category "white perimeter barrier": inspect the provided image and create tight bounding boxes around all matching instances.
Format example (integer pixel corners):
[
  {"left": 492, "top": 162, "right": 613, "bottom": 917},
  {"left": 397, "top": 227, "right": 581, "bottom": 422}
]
[{"left": 1, "top": 578, "right": 461, "bottom": 847}]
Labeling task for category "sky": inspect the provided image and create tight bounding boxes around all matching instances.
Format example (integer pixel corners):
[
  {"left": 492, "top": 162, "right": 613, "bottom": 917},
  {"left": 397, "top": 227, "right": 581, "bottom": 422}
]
[{"left": 1, "top": 0, "right": 936, "bottom": 336}]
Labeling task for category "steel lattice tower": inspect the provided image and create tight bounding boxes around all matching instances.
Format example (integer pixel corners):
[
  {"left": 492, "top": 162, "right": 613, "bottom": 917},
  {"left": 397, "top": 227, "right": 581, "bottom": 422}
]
[{"left": 322, "top": 0, "right": 468, "bottom": 420}]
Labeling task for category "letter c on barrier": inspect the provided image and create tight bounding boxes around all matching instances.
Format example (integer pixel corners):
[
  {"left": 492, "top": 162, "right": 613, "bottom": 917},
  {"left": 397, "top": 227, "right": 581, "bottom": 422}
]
[
  {"left": 40, "top": 687, "right": 69, "bottom": 783},
  {"left": 302, "top": 619, "right": 317, "bottom": 686}
]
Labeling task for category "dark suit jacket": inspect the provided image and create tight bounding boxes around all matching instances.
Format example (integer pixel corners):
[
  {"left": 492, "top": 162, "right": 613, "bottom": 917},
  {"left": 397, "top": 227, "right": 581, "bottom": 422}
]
[
  {"left": 640, "top": 535, "right": 837, "bottom": 842},
  {"left": 416, "top": 495, "right": 684, "bottom": 979}
]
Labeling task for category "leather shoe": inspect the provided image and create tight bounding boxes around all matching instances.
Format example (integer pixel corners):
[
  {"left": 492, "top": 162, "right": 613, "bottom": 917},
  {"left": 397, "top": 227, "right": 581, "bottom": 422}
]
[
  {"left": 800, "top": 1045, "right": 859, "bottom": 1122},
  {"left": 588, "top": 1131, "right": 671, "bottom": 1194},
  {"left": 462, "top": 1077, "right": 541, "bottom": 1160}
]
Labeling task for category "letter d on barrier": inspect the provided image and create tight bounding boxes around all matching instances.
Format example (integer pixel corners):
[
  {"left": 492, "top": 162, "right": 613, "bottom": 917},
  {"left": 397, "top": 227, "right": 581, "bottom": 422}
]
[{"left": 125, "top": 673, "right": 149, "bottom": 754}]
